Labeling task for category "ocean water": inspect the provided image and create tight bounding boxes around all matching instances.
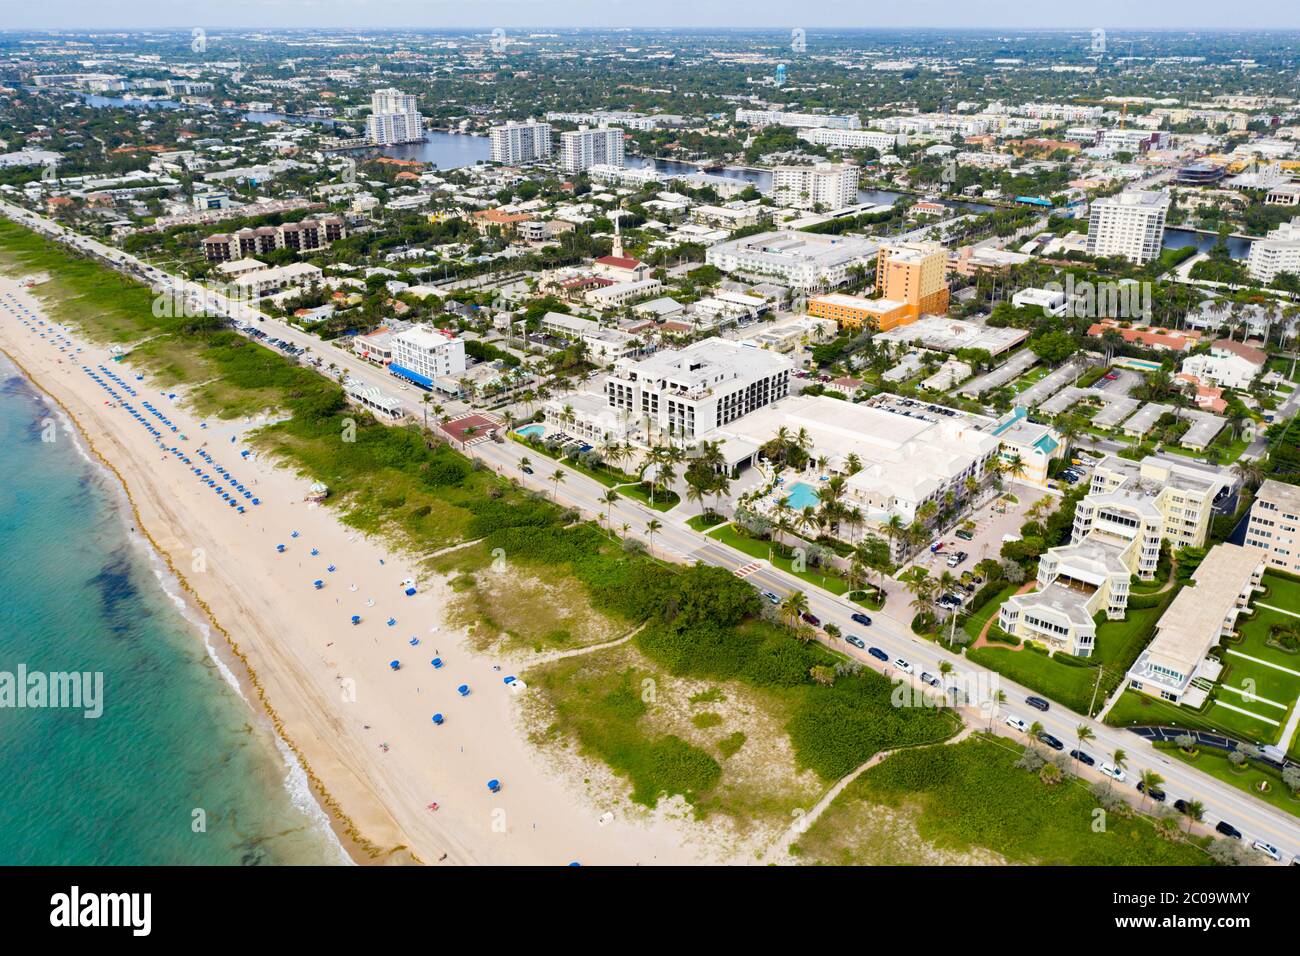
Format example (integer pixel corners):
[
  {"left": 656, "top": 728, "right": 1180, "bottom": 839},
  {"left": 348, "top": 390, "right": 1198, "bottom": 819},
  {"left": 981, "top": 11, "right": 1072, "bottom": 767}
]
[{"left": 0, "top": 359, "right": 346, "bottom": 865}]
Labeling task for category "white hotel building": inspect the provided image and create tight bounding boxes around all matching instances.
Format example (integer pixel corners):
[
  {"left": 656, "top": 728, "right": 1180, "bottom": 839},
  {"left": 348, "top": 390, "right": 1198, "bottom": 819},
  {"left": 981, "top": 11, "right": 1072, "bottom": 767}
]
[
  {"left": 388, "top": 326, "right": 467, "bottom": 392},
  {"left": 1246, "top": 216, "right": 1300, "bottom": 284},
  {"left": 735, "top": 109, "right": 861, "bottom": 130},
  {"left": 771, "top": 163, "right": 860, "bottom": 211},
  {"left": 560, "top": 125, "right": 625, "bottom": 173},
  {"left": 1085, "top": 190, "right": 1169, "bottom": 265},
  {"left": 797, "top": 128, "right": 904, "bottom": 152},
  {"left": 705, "top": 230, "right": 879, "bottom": 291},
  {"left": 365, "top": 88, "right": 426, "bottom": 146},
  {"left": 489, "top": 120, "right": 552, "bottom": 164},
  {"left": 604, "top": 338, "right": 793, "bottom": 441}
]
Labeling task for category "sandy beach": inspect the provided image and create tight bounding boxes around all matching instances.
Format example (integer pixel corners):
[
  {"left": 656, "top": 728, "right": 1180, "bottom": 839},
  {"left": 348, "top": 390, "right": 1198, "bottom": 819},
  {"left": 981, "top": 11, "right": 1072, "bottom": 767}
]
[{"left": 0, "top": 274, "right": 721, "bottom": 866}]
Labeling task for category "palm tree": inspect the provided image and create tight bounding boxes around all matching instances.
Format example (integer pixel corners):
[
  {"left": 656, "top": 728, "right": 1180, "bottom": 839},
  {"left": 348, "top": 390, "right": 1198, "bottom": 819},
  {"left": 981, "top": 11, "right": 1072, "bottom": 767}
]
[
  {"left": 1003, "top": 451, "right": 1027, "bottom": 485},
  {"left": 1074, "top": 724, "right": 1094, "bottom": 772},
  {"left": 645, "top": 518, "right": 663, "bottom": 557},
  {"left": 1107, "top": 748, "right": 1128, "bottom": 792},
  {"left": 601, "top": 488, "right": 620, "bottom": 533},
  {"left": 518, "top": 455, "right": 532, "bottom": 475},
  {"left": 549, "top": 467, "right": 566, "bottom": 501},
  {"left": 1138, "top": 770, "right": 1164, "bottom": 810},
  {"left": 779, "top": 591, "right": 809, "bottom": 629},
  {"left": 988, "top": 690, "right": 1007, "bottom": 730},
  {"left": 1181, "top": 799, "right": 1204, "bottom": 834}
]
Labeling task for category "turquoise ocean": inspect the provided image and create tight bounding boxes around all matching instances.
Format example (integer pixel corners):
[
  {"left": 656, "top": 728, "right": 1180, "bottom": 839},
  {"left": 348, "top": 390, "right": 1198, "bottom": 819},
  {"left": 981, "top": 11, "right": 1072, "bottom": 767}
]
[{"left": 0, "top": 356, "right": 345, "bottom": 865}]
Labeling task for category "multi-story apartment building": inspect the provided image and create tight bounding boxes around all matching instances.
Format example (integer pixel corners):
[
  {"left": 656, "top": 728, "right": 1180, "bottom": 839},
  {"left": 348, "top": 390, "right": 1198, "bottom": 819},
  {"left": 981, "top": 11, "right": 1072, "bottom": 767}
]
[
  {"left": 201, "top": 216, "right": 346, "bottom": 261},
  {"left": 540, "top": 311, "right": 641, "bottom": 363},
  {"left": 998, "top": 453, "right": 1226, "bottom": 655},
  {"left": 1243, "top": 478, "right": 1300, "bottom": 575},
  {"left": 559, "top": 125, "right": 624, "bottom": 173},
  {"left": 705, "top": 230, "right": 878, "bottom": 291},
  {"left": 1125, "top": 544, "right": 1264, "bottom": 705},
  {"left": 1246, "top": 216, "right": 1300, "bottom": 284},
  {"left": 771, "top": 162, "right": 860, "bottom": 211},
  {"left": 1085, "top": 190, "right": 1170, "bottom": 264},
  {"left": 388, "top": 326, "right": 467, "bottom": 391},
  {"left": 489, "top": 120, "right": 553, "bottom": 164},
  {"left": 604, "top": 338, "right": 792, "bottom": 440},
  {"left": 796, "top": 128, "right": 902, "bottom": 151},
  {"left": 874, "top": 241, "right": 950, "bottom": 322},
  {"left": 365, "top": 88, "right": 425, "bottom": 146},
  {"left": 734, "top": 109, "right": 860, "bottom": 129}
]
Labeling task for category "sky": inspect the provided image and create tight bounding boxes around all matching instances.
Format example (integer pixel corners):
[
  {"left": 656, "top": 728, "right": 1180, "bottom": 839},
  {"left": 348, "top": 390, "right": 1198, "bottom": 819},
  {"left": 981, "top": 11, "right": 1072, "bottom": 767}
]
[{"left": 5, "top": 1, "right": 1300, "bottom": 32}]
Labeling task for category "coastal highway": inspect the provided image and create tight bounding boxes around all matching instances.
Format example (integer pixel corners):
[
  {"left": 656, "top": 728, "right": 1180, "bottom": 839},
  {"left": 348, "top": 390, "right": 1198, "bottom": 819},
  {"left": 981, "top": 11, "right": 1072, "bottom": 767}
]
[
  {"left": 4, "top": 200, "right": 1297, "bottom": 863},
  {"left": 469, "top": 434, "right": 1300, "bottom": 864}
]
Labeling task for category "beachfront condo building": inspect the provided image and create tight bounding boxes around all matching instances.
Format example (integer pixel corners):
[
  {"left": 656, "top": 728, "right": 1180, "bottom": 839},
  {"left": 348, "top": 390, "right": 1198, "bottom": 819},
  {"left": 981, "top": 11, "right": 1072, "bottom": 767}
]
[
  {"left": 604, "top": 338, "right": 792, "bottom": 441},
  {"left": 1243, "top": 478, "right": 1300, "bottom": 575},
  {"left": 366, "top": 88, "right": 426, "bottom": 146},
  {"left": 559, "top": 125, "right": 624, "bottom": 173},
  {"left": 997, "top": 453, "right": 1225, "bottom": 655},
  {"left": 489, "top": 120, "right": 553, "bottom": 165},
  {"left": 771, "top": 163, "right": 860, "bottom": 211},
  {"left": 388, "top": 326, "right": 467, "bottom": 392},
  {"left": 1125, "top": 544, "right": 1264, "bottom": 706},
  {"left": 1085, "top": 190, "right": 1169, "bottom": 264},
  {"left": 1245, "top": 216, "right": 1300, "bottom": 284},
  {"left": 873, "top": 240, "right": 950, "bottom": 323},
  {"left": 201, "top": 216, "right": 346, "bottom": 261}
]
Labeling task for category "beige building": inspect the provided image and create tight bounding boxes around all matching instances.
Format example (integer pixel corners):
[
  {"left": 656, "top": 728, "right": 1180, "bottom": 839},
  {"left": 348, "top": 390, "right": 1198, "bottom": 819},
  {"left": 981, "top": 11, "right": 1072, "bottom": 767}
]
[{"left": 1243, "top": 479, "right": 1300, "bottom": 575}]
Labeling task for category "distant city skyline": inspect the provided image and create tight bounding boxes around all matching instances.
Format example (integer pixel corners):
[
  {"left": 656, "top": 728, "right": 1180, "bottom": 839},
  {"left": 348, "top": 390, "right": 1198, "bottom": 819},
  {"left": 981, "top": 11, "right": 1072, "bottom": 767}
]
[{"left": 6, "top": 2, "right": 1300, "bottom": 32}]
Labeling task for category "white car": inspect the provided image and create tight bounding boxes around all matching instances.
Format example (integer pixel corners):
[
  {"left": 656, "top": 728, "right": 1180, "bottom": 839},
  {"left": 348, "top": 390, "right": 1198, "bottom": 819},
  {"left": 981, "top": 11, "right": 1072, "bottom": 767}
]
[
  {"left": 1004, "top": 715, "right": 1027, "bottom": 733},
  {"left": 892, "top": 657, "right": 914, "bottom": 675},
  {"left": 1252, "top": 841, "right": 1281, "bottom": 862},
  {"left": 1099, "top": 762, "right": 1127, "bottom": 783}
]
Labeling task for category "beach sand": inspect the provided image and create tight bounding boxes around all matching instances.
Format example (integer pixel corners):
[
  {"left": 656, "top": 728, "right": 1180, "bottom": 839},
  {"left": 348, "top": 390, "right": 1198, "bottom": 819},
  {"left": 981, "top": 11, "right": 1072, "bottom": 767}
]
[{"left": 0, "top": 275, "right": 722, "bottom": 866}]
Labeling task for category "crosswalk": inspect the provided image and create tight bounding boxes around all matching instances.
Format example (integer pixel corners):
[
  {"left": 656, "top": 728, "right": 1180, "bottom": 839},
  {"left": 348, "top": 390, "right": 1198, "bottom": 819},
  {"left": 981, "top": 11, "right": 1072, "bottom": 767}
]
[{"left": 733, "top": 562, "right": 764, "bottom": 579}]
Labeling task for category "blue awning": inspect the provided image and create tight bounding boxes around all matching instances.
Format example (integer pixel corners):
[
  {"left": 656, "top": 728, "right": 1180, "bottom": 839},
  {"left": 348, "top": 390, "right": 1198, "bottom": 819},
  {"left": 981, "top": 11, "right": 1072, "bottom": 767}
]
[{"left": 389, "top": 363, "right": 433, "bottom": 390}]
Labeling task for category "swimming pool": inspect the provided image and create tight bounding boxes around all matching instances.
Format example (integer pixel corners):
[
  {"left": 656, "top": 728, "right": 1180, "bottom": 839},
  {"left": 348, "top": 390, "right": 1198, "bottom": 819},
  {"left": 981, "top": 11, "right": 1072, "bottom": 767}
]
[
  {"left": 516, "top": 424, "right": 546, "bottom": 439},
  {"left": 783, "top": 481, "right": 820, "bottom": 511}
]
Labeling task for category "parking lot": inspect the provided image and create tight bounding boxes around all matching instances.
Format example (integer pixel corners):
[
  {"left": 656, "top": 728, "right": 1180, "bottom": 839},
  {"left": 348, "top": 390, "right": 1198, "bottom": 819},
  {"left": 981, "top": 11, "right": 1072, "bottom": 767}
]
[{"left": 900, "top": 484, "right": 1042, "bottom": 582}]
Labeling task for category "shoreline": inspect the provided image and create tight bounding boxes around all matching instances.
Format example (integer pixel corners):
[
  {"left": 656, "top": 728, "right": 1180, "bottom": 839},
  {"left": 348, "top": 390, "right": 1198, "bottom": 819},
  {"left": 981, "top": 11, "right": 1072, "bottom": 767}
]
[
  {"left": 0, "top": 343, "right": 373, "bottom": 866},
  {"left": 0, "top": 274, "right": 716, "bottom": 866}
]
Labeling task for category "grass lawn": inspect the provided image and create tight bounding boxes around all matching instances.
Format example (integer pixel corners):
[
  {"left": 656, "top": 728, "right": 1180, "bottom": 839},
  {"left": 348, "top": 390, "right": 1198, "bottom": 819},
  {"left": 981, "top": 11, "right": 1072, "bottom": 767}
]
[
  {"left": 686, "top": 512, "right": 727, "bottom": 532},
  {"left": 962, "top": 583, "right": 1018, "bottom": 641},
  {"left": 1160, "top": 744, "right": 1300, "bottom": 820},
  {"left": 970, "top": 604, "right": 1165, "bottom": 716},
  {"left": 707, "top": 523, "right": 856, "bottom": 597},
  {"left": 510, "top": 434, "right": 638, "bottom": 487},
  {"left": 792, "top": 735, "right": 1211, "bottom": 865},
  {"left": 617, "top": 481, "right": 680, "bottom": 511}
]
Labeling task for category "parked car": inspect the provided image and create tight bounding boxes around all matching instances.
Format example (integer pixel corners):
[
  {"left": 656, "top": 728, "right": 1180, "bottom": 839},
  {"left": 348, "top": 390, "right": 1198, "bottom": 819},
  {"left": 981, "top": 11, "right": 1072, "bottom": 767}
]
[
  {"left": 1069, "top": 749, "right": 1096, "bottom": 767},
  {"left": 955, "top": 529, "right": 974, "bottom": 541},
  {"left": 845, "top": 635, "right": 866, "bottom": 649},
  {"left": 1005, "top": 715, "right": 1028, "bottom": 733},
  {"left": 1252, "top": 841, "right": 1280, "bottom": 862},
  {"left": 1136, "top": 780, "right": 1166, "bottom": 802},
  {"left": 920, "top": 672, "right": 941, "bottom": 688},
  {"left": 1037, "top": 732, "right": 1064, "bottom": 751},
  {"left": 1215, "top": 820, "right": 1242, "bottom": 839},
  {"left": 1025, "top": 696, "right": 1050, "bottom": 712},
  {"left": 521, "top": 465, "right": 534, "bottom": 475},
  {"left": 761, "top": 590, "right": 780, "bottom": 605},
  {"left": 800, "top": 612, "right": 821, "bottom": 628},
  {"left": 851, "top": 612, "right": 873, "bottom": 627},
  {"left": 892, "top": 657, "right": 914, "bottom": 675},
  {"left": 1099, "top": 762, "right": 1126, "bottom": 783},
  {"left": 867, "top": 647, "right": 889, "bottom": 662}
]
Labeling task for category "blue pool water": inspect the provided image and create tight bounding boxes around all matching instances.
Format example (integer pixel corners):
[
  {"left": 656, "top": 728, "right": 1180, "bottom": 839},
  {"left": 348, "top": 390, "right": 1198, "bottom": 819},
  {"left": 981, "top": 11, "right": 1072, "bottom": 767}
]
[
  {"left": 783, "top": 481, "right": 820, "bottom": 511},
  {"left": 516, "top": 424, "right": 545, "bottom": 438}
]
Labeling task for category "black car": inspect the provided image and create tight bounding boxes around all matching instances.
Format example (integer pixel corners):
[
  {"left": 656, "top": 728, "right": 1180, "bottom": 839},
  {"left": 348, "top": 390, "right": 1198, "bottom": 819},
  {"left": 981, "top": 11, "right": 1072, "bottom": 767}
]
[
  {"left": 1173, "top": 799, "right": 1188, "bottom": 813},
  {"left": 1025, "top": 696, "right": 1050, "bottom": 712},
  {"left": 1215, "top": 820, "right": 1241, "bottom": 839},
  {"left": 867, "top": 647, "right": 889, "bottom": 662},
  {"left": 1068, "top": 749, "right": 1096, "bottom": 767},
  {"left": 845, "top": 635, "right": 866, "bottom": 649},
  {"left": 851, "top": 612, "right": 872, "bottom": 627},
  {"left": 521, "top": 465, "right": 534, "bottom": 474},
  {"left": 1037, "top": 732, "right": 1064, "bottom": 751},
  {"left": 1136, "top": 781, "right": 1167, "bottom": 802}
]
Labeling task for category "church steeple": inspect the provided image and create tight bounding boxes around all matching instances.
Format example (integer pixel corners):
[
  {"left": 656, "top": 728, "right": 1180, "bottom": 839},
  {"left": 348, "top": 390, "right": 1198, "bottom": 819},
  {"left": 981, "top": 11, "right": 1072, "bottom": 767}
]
[{"left": 612, "top": 204, "right": 624, "bottom": 259}]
